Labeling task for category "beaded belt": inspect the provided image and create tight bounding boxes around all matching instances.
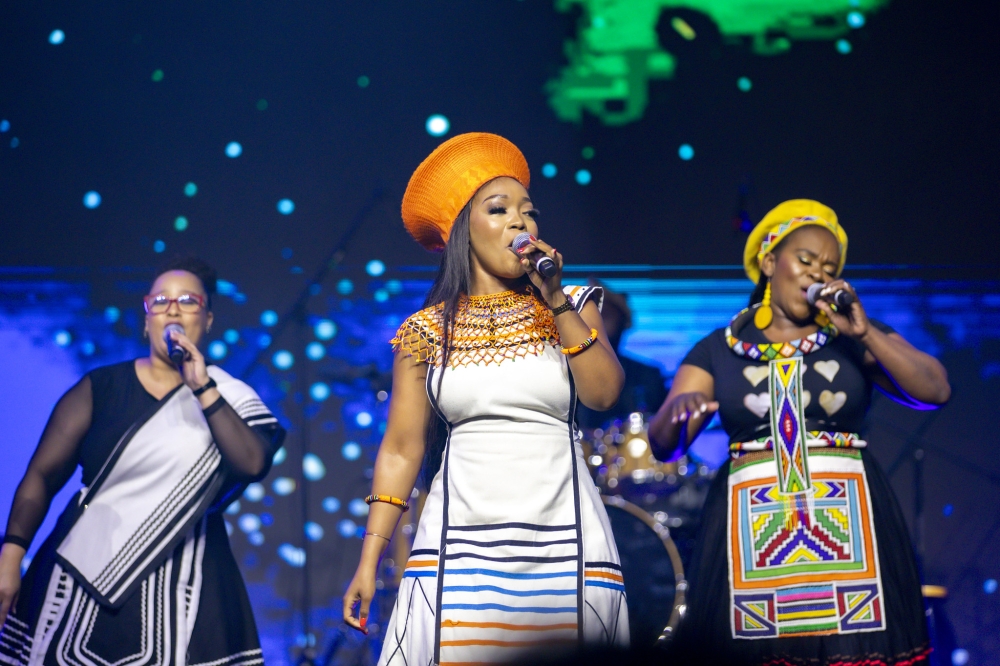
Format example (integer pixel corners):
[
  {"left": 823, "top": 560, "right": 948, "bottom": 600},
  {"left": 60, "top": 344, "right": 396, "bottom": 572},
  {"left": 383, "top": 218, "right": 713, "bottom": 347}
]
[{"left": 730, "top": 431, "right": 866, "bottom": 456}]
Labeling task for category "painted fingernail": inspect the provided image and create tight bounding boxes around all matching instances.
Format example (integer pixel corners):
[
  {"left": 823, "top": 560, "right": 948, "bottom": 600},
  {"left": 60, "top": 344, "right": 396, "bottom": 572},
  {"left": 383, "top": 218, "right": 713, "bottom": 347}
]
[{"left": 360, "top": 617, "right": 367, "bottom": 629}]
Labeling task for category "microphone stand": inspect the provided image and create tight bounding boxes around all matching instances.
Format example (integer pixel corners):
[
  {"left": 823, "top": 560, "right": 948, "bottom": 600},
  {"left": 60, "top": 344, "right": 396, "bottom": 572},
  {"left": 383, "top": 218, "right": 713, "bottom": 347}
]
[{"left": 239, "top": 188, "right": 384, "bottom": 665}]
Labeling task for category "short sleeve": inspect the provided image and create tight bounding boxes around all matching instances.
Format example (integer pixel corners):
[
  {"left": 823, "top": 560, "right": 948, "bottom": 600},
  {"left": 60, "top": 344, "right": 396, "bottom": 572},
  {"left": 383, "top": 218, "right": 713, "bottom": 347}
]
[
  {"left": 563, "top": 285, "right": 603, "bottom": 313},
  {"left": 680, "top": 331, "right": 720, "bottom": 374},
  {"left": 390, "top": 305, "right": 443, "bottom": 364}
]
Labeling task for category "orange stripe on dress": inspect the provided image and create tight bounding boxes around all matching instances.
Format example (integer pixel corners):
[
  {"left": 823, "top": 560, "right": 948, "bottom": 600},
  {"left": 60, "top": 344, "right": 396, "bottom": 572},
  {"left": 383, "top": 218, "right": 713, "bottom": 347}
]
[
  {"left": 441, "top": 620, "right": 577, "bottom": 632},
  {"left": 584, "top": 570, "right": 623, "bottom": 582},
  {"left": 440, "top": 638, "right": 577, "bottom": 648},
  {"left": 405, "top": 560, "right": 438, "bottom": 568}
]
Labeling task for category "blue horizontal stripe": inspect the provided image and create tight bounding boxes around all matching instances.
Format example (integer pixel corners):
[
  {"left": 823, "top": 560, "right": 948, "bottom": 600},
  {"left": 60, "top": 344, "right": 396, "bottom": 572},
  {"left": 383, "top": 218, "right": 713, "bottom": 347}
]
[
  {"left": 443, "top": 585, "right": 575, "bottom": 597},
  {"left": 777, "top": 602, "right": 836, "bottom": 613},
  {"left": 402, "top": 571, "right": 437, "bottom": 578},
  {"left": 446, "top": 568, "right": 577, "bottom": 580},
  {"left": 441, "top": 603, "right": 577, "bottom": 614},
  {"left": 584, "top": 580, "right": 626, "bottom": 592}
]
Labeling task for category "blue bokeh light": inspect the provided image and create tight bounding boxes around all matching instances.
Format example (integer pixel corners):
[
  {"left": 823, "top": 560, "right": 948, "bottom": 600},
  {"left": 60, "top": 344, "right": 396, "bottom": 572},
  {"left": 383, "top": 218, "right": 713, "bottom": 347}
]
[
  {"left": 272, "top": 350, "right": 294, "bottom": 370},
  {"left": 575, "top": 169, "right": 591, "bottom": 185},
  {"left": 54, "top": 330, "right": 72, "bottom": 347},
  {"left": 83, "top": 191, "right": 102, "bottom": 209},
  {"left": 225, "top": 141, "right": 243, "bottom": 158},
  {"left": 184, "top": 182, "right": 198, "bottom": 197},
  {"left": 243, "top": 483, "right": 265, "bottom": 502},
  {"left": 943, "top": 504, "right": 954, "bottom": 516},
  {"left": 248, "top": 532, "right": 265, "bottom": 546},
  {"left": 541, "top": 163, "right": 557, "bottom": 178},
  {"left": 738, "top": 77, "right": 752, "bottom": 92},
  {"left": 238, "top": 514, "right": 261, "bottom": 533},
  {"left": 985, "top": 579, "right": 998, "bottom": 594},
  {"left": 306, "top": 341, "right": 326, "bottom": 360},
  {"left": 678, "top": 144, "right": 695, "bottom": 160},
  {"left": 153, "top": 240, "right": 166, "bottom": 253},
  {"left": 257, "top": 333, "right": 272, "bottom": 348},
  {"left": 836, "top": 39, "right": 852, "bottom": 54},
  {"left": 208, "top": 341, "right": 228, "bottom": 360},
  {"left": 278, "top": 544, "right": 306, "bottom": 567},
  {"left": 315, "top": 319, "right": 337, "bottom": 340},
  {"left": 225, "top": 501, "right": 241, "bottom": 515},
  {"left": 386, "top": 279, "right": 403, "bottom": 294},
  {"left": 426, "top": 114, "right": 450, "bottom": 137},
  {"left": 305, "top": 522, "right": 324, "bottom": 542},
  {"left": 80, "top": 341, "right": 95, "bottom": 356},
  {"left": 49, "top": 30, "right": 65, "bottom": 45},
  {"left": 310, "top": 382, "right": 331, "bottom": 401},
  {"left": 338, "top": 520, "right": 357, "bottom": 538},
  {"left": 366, "top": 259, "right": 385, "bottom": 276},
  {"left": 349, "top": 499, "right": 370, "bottom": 517},
  {"left": 374, "top": 289, "right": 389, "bottom": 303},
  {"left": 224, "top": 328, "right": 239, "bottom": 344},
  {"left": 322, "top": 497, "right": 341, "bottom": 513},
  {"left": 272, "top": 447, "right": 287, "bottom": 465},
  {"left": 847, "top": 11, "right": 865, "bottom": 28},
  {"left": 0, "top": 120, "right": 9, "bottom": 133},
  {"left": 341, "top": 441, "right": 361, "bottom": 461},
  {"left": 951, "top": 649, "right": 969, "bottom": 666},
  {"left": 272, "top": 477, "right": 296, "bottom": 496},
  {"left": 303, "top": 453, "right": 326, "bottom": 481},
  {"left": 104, "top": 306, "right": 120, "bottom": 323},
  {"left": 336, "top": 279, "right": 354, "bottom": 295},
  {"left": 260, "top": 310, "right": 278, "bottom": 327},
  {"left": 174, "top": 216, "right": 189, "bottom": 231},
  {"left": 277, "top": 199, "right": 295, "bottom": 215},
  {"left": 355, "top": 411, "right": 373, "bottom": 427}
]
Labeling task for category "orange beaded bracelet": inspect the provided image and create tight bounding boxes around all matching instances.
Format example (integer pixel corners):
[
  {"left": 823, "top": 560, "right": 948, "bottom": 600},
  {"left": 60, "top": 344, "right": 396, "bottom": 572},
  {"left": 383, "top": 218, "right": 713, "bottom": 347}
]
[
  {"left": 561, "top": 328, "right": 599, "bottom": 356},
  {"left": 365, "top": 494, "right": 410, "bottom": 512}
]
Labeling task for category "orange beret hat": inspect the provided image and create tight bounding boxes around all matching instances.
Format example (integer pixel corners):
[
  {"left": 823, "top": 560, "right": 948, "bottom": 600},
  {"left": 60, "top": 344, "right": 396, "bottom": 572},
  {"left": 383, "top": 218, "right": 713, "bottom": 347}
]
[{"left": 401, "top": 133, "right": 531, "bottom": 251}]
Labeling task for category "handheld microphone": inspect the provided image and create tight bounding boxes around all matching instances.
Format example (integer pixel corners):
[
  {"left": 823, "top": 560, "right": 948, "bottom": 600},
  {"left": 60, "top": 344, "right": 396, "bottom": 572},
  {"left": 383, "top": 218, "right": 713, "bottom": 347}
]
[
  {"left": 164, "top": 323, "right": 186, "bottom": 366},
  {"left": 807, "top": 283, "right": 855, "bottom": 310},
  {"left": 511, "top": 232, "right": 558, "bottom": 278}
]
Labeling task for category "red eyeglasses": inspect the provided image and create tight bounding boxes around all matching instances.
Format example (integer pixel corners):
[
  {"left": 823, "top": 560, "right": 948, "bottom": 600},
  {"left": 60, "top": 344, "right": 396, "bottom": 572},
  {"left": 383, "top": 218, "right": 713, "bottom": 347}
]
[{"left": 143, "top": 293, "right": 206, "bottom": 314}]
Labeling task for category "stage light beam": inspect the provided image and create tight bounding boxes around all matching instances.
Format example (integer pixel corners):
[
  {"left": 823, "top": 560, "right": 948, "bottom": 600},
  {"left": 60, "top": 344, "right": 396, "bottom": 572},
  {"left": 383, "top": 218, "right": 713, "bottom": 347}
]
[
  {"left": 426, "top": 114, "right": 450, "bottom": 137},
  {"left": 225, "top": 141, "right": 243, "bottom": 158},
  {"left": 83, "top": 191, "right": 102, "bottom": 209},
  {"left": 49, "top": 30, "right": 65, "bottom": 45}
]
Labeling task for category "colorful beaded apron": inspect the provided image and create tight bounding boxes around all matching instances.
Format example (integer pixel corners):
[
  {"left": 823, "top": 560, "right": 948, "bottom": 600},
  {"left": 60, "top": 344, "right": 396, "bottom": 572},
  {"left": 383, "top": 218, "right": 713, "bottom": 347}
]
[{"left": 725, "top": 308, "right": 886, "bottom": 640}]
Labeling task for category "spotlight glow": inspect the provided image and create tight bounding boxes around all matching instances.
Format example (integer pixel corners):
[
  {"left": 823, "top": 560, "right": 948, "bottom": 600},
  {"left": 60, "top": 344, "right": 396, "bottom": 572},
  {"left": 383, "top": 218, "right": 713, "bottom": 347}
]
[
  {"left": 238, "top": 514, "right": 262, "bottom": 533},
  {"left": 83, "top": 191, "right": 102, "bottom": 209},
  {"left": 49, "top": 30, "right": 65, "bottom": 45},
  {"left": 426, "top": 114, "right": 450, "bottom": 137},
  {"left": 248, "top": 532, "right": 265, "bottom": 546},
  {"left": 575, "top": 169, "right": 592, "bottom": 185},
  {"left": 836, "top": 39, "right": 852, "bottom": 54},
  {"left": 260, "top": 310, "right": 278, "bottom": 327},
  {"left": 153, "top": 240, "right": 166, "bottom": 253},
  {"left": 257, "top": 333, "right": 272, "bottom": 348},
  {"left": 984, "top": 579, "right": 998, "bottom": 594},
  {"left": 336, "top": 279, "right": 354, "bottom": 295},
  {"left": 847, "top": 11, "right": 865, "bottom": 28},
  {"left": 541, "top": 163, "right": 557, "bottom": 178},
  {"left": 184, "top": 182, "right": 197, "bottom": 197},
  {"left": 310, "top": 382, "right": 331, "bottom": 401},
  {"left": 272, "top": 350, "right": 294, "bottom": 370},
  {"left": 208, "top": 341, "right": 228, "bottom": 360},
  {"left": 174, "top": 216, "right": 189, "bottom": 231},
  {"left": 277, "top": 199, "right": 295, "bottom": 215},
  {"left": 0, "top": 120, "right": 9, "bottom": 132},
  {"left": 322, "top": 497, "right": 341, "bottom": 513},
  {"left": 305, "top": 522, "right": 324, "bottom": 541},
  {"left": 243, "top": 483, "right": 265, "bottom": 502},
  {"left": 374, "top": 289, "right": 389, "bottom": 303},
  {"left": 104, "top": 306, "right": 121, "bottom": 323},
  {"left": 272, "top": 447, "right": 287, "bottom": 465},
  {"left": 272, "top": 477, "right": 297, "bottom": 496},
  {"left": 225, "top": 141, "right": 243, "bottom": 158},
  {"left": 738, "top": 77, "right": 752, "bottom": 92},
  {"left": 581, "top": 146, "right": 595, "bottom": 159},
  {"left": 338, "top": 520, "right": 357, "bottom": 538},
  {"left": 341, "top": 441, "right": 361, "bottom": 461},
  {"left": 314, "top": 319, "right": 337, "bottom": 340},
  {"left": 80, "top": 341, "right": 95, "bottom": 356},
  {"left": 357, "top": 75, "right": 370, "bottom": 88},
  {"left": 278, "top": 544, "right": 306, "bottom": 567},
  {"left": 306, "top": 342, "right": 326, "bottom": 360},
  {"left": 224, "top": 328, "right": 239, "bottom": 344},
  {"left": 151, "top": 69, "right": 164, "bottom": 82},
  {"left": 366, "top": 259, "right": 385, "bottom": 276},
  {"left": 678, "top": 144, "right": 694, "bottom": 160},
  {"left": 303, "top": 453, "right": 326, "bottom": 481},
  {"left": 355, "top": 411, "right": 373, "bottom": 427},
  {"left": 349, "top": 499, "right": 369, "bottom": 517}
]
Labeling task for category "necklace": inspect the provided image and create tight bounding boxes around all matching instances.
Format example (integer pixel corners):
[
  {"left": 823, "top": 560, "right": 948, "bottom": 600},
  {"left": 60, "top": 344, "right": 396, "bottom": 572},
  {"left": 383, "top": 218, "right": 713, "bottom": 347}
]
[
  {"left": 724, "top": 304, "right": 837, "bottom": 361},
  {"left": 392, "top": 287, "right": 560, "bottom": 367}
]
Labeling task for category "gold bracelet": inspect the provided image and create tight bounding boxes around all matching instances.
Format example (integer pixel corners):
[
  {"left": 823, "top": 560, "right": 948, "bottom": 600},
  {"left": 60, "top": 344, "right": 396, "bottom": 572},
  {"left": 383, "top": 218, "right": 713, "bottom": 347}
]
[
  {"left": 365, "top": 494, "right": 410, "bottom": 512},
  {"left": 364, "top": 531, "right": 392, "bottom": 542},
  {"left": 561, "top": 328, "right": 599, "bottom": 356}
]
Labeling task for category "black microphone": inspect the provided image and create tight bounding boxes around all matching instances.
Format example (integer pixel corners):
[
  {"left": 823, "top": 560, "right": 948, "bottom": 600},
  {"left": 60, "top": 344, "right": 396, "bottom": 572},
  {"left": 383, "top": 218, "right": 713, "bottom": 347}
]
[
  {"left": 511, "top": 232, "right": 558, "bottom": 278},
  {"left": 164, "top": 323, "right": 186, "bottom": 366},
  {"left": 807, "top": 283, "right": 855, "bottom": 309}
]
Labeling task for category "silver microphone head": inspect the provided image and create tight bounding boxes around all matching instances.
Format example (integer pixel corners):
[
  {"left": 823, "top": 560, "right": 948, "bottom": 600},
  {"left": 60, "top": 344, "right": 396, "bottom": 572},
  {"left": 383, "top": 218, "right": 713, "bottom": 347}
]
[
  {"left": 806, "top": 283, "right": 824, "bottom": 305},
  {"left": 511, "top": 232, "right": 534, "bottom": 252},
  {"left": 163, "top": 322, "right": 185, "bottom": 342}
]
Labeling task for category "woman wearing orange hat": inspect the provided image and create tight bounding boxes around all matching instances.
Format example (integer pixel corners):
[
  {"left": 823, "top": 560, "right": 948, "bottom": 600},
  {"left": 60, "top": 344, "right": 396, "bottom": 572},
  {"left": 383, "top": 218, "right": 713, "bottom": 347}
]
[
  {"left": 343, "top": 133, "right": 630, "bottom": 664},
  {"left": 648, "top": 201, "right": 950, "bottom": 665}
]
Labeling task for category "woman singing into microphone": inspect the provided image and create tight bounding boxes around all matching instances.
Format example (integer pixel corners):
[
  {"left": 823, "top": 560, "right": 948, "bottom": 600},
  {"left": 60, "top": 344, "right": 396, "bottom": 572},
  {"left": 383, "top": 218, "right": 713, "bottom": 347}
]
[
  {"left": 0, "top": 257, "right": 284, "bottom": 666},
  {"left": 649, "top": 201, "right": 950, "bottom": 665},
  {"left": 342, "top": 133, "right": 630, "bottom": 665}
]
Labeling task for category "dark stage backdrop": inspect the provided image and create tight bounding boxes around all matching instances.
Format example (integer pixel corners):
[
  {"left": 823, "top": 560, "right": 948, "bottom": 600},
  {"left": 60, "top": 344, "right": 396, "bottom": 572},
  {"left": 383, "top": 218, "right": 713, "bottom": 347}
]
[{"left": 2, "top": 0, "right": 999, "bottom": 664}]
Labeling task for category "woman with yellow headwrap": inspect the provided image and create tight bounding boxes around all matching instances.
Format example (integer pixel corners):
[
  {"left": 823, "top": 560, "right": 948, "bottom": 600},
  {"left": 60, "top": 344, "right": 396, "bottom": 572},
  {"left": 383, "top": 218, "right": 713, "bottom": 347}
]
[
  {"left": 649, "top": 200, "right": 950, "bottom": 665},
  {"left": 342, "top": 133, "right": 630, "bottom": 664}
]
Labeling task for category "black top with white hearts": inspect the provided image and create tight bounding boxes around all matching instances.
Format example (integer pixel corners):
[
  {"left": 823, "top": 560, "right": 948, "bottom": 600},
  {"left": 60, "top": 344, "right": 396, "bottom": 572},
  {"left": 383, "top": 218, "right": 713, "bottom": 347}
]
[{"left": 681, "top": 319, "right": 895, "bottom": 444}]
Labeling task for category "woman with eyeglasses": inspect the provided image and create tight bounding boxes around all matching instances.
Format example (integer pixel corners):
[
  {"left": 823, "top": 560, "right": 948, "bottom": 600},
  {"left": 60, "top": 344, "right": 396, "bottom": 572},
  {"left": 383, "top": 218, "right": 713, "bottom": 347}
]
[{"left": 0, "top": 257, "right": 285, "bottom": 666}]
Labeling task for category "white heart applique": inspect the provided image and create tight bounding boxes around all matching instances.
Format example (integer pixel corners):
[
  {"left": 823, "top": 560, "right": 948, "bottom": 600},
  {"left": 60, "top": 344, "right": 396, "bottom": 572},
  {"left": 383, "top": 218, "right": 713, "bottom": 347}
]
[
  {"left": 742, "top": 366, "right": 769, "bottom": 387},
  {"left": 743, "top": 393, "right": 770, "bottom": 418},
  {"left": 802, "top": 390, "right": 811, "bottom": 409},
  {"left": 814, "top": 360, "right": 840, "bottom": 383},
  {"left": 819, "top": 390, "right": 847, "bottom": 415}
]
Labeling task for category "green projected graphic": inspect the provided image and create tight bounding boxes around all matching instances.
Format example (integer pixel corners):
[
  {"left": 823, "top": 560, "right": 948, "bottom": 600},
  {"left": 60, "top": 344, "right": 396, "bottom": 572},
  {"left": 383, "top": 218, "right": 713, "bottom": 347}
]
[{"left": 547, "top": 0, "right": 889, "bottom": 125}]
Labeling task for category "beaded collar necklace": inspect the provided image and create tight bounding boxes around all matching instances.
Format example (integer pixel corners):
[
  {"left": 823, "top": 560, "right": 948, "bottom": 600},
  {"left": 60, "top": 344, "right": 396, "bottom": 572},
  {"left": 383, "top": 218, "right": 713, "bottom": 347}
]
[{"left": 724, "top": 304, "right": 837, "bottom": 362}]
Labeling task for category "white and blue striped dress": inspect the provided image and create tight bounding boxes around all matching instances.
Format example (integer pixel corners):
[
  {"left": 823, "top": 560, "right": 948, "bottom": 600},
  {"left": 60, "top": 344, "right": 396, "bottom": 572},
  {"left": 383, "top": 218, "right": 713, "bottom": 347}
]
[{"left": 380, "top": 285, "right": 629, "bottom": 666}]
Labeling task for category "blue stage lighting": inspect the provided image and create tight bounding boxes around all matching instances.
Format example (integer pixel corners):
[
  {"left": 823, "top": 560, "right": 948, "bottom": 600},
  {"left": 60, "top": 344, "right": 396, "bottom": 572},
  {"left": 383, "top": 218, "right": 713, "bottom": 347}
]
[
  {"left": 374, "top": 289, "right": 389, "bottom": 303},
  {"left": 153, "top": 240, "right": 166, "bottom": 253},
  {"left": 260, "top": 310, "right": 278, "bottom": 326},
  {"left": 322, "top": 497, "right": 341, "bottom": 513},
  {"left": 341, "top": 441, "right": 361, "bottom": 461},
  {"left": 357, "top": 75, "right": 370, "bottom": 88},
  {"left": 208, "top": 341, "right": 228, "bottom": 360},
  {"left": 575, "top": 169, "right": 591, "bottom": 185},
  {"left": 226, "top": 502, "right": 241, "bottom": 515},
  {"left": 239, "top": 514, "right": 261, "bottom": 533},
  {"left": 356, "top": 411, "right": 373, "bottom": 427},
  {"left": 315, "top": 319, "right": 337, "bottom": 340},
  {"left": 278, "top": 544, "right": 306, "bottom": 567},
  {"left": 847, "top": 11, "right": 865, "bottom": 28},
  {"left": 83, "top": 191, "right": 101, "bottom": 209},
  {"left": 349, "top": 499, "right": 369, "bottom": 517},
  {"left": 272, "top": 447, "right": 287, "bottom": 465},
  {"left": 306, "top": 342, "right": 326, "bottom": 360},
  {"left": 272, "top": 477, "right": 296, "bottom": 496},
  {"left": 184, "top": 182, "right": 197, "bottom": 197},
  {"left": 225, "top": 141, "right": 243, "bottom": 158},
  {"left": 174, "top": 216, "right": 188, "bottom": 231},
  {"left": 54, "top": 330, "right": 72, "bottom": 347},
  {"left": 338, "top": 520, "right": 357, "bottom": 538},
  {"left": 678, "top": 144, "right": 694, "bottom": 160},
  {"left": 224, "top": 328, "right": 239, "bottom": 344},
  {"left": 272, "top": 350, "right": 294, "bottom": 370},
  {"left": 104, "top": 306, "right": 121, "bottom": 323},
  {"left": 310, "top": 382, "right": 331, "bottom": 401},
  {"left": 257, "top": 333, "right": 272, "bottom": 348},
  {"left": 985, "top": 579, "right": 998, "bottom": 594},
  {"left": 49, "top": 30, "right": 65, "bottom": 45},
  {"left": 277, "top": 199, "right": 295, "bottom": 215},
  {"left": 0, "top": 120, "right": 9, "bottom": 132},
  {"left": 836, "top": 39, "right": 852, "bottom": 54},
  {"left": 243, "top": 483, "right": 265, "bottom": 502},
  {"left": 542, "top": 163, "right": 557, "bottom": 178},
  {"left": 303, "top": 453, "right": 326, "bottom": 481},
  {"left": 336, "top": 279, "right": 354, "bottom": 295},
  {"left": 951, "top": 649, "right": 969, "bottom": 666},
  {"left": 305, "top": 522, "right": 324, "bottom": 541},
  {"left": 386, "top": 279, "right": 402, "bottom": 294},
  {"left": 248, "top": 532, "right": 265, "bottom": 546},
  {"left": 217, "top": 280, "right": 236, "bottom": 296},
  {"left": 9, "top": 138, "right": 18, "bottom": 148},
  {"left": 426, "top": 114, "right": 450, "bottom": 137},
  {"left": 80, "top": 341, "right": 95, "bottom": 356},
  {"left": 738, "top": 77, "right": 752, "bottom": 92},
  {"left": 366, "top": 259, "right": 385, "bottom": 276}
]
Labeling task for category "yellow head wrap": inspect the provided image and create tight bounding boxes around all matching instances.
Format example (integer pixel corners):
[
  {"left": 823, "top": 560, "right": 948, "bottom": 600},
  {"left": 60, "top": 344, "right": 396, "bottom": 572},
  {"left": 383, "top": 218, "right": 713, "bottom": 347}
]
[{"left": 743, "top": 199, "right": 848, "bottom": 284}]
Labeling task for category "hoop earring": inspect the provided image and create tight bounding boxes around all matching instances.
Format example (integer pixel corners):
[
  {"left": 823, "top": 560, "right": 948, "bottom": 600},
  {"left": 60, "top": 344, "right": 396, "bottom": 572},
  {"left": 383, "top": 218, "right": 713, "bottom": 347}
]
[{"left": 754, "top": 281, "right": 773, "bottom": 330}]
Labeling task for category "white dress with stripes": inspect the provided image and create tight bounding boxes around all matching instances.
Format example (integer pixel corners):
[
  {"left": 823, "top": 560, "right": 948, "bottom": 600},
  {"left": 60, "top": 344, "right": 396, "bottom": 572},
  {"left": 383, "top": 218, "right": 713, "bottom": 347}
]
[{"left": 379, "top": 286, "right": 629, "bottom": 666}]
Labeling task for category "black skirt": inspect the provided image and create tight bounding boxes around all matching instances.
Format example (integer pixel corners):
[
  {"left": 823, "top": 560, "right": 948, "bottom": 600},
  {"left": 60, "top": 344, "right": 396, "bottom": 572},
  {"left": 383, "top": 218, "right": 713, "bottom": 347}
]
[{"left": 669, "top": 449, "right": 930, "bottom": 666}]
